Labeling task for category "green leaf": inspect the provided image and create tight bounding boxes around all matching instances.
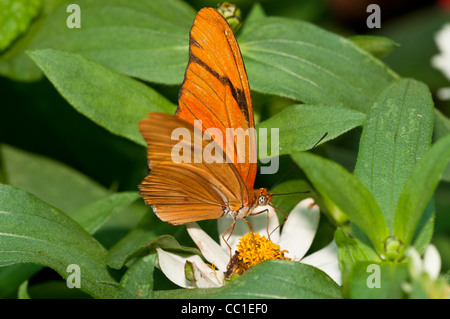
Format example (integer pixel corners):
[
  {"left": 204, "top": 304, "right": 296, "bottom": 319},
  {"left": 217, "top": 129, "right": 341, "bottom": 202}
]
[
  {"left": 354, "top": 79, "right": 434, "bottom": 232},
  {"left": 0, "top": 0, "right": 42, "bottom": 51},
  {"left": 238, "top": 17, "right": 398, "bottom": 113},
  {"left": 111, "top": 234, "right": 201, "bottom": 271},
  {"left": 434, "top": 109, "right": 450, "bottom": 139},
  {"left": 292, "top": 152, "right": 389, "bottom": 254},
  {"left": 394, "top": 134, "right": 450, "bottom": 249},
  {"left": 0, "top": 146, "right": 138, "bottom": 297},
  {"left": 71, "top": 191, "right": 140, "bottom": 234},
  {"left": 154, "top": 260, "right": 342, "bottom": 299},
  {"left": 434, "top": 109, "right": 450, "bottom": 182},
  {"left": 242, "top": 2, "right": 267, "bottom": 25},
  {"left": 107, "top": 213, "right": 170, "bottom": 269},
  {"left": 131, "top": 235, "right": 201, "bottom": 258},
  {"left": 1, "top": 144, "right": 140, "bottom": 234},
  {"left": 411, "top": 199, "right": 434, "bottom": 255},
  {"left": 349, "top": 35, "right": 399, "bottom": 59},
  {"left": 106, "top": 213, "right": 196, "bottom": 269},
  {"left": 257, "top": 104, "right": 365, "bottom": 157},
  {"left": 335, "top": 228, "right": 380, "bottom": 297},
  {"left": 0, "top": 190, "right": 139, "bottom": 298},
  {"left": 270, "top": 179, "right": 317, "bottom": 216},
  {"left": 28, "top": 49, "right": 176, "bottom": 146},
  {"left": 0, "top": 144, "right": 108, "bottom": 214},
  {"left": 0, "top": 184, "right": 117, "bottom": 298},
  {"left": 0, "top": 263, "right": 42, "bottom": 298},
  {"left": 26, "top": 280, "right": 91, "bottom": 299},
  {"left": 0, "top": 0, "right": 64, "bottom": 81},
  {"left": 349, "top": 261, "right": 408, "bottom": 299},
  {"left": 335, "top": 228, "right": 380, "bottom": 265},
  {"left": 17, "top": 280, "right": 31, "bottom": 299},
  {"left": 0, "top": 0, "right": 195, "bottom": 83},
  {"left": 115, "top": 254, "right": 157, "bottom": 299}
]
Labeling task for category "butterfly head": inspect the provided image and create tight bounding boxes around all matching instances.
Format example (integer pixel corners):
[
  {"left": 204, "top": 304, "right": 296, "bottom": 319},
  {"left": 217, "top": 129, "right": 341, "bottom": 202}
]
[{"left": 254, "top": 188, "right": 272, "bottom": 207}]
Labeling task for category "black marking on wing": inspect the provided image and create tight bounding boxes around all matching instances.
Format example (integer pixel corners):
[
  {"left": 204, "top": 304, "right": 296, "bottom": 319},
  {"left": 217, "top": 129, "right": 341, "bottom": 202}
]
[
  {"left": 176, "top": 35, "right": 250, "bottom": 126},
  {"left": 190, "top": 53, "right": 250, "bottom": 126}
]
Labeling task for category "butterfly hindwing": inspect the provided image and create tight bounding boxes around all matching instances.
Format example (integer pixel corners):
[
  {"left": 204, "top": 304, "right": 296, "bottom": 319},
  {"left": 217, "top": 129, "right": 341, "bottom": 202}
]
[{"left": 138, "top": 112, "right": 248, "bottom": 224}]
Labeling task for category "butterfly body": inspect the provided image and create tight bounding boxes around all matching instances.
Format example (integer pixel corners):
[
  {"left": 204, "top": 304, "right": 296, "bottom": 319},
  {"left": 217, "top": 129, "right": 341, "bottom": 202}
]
[
  {"left": 222, "top": 187, "right": 272, "bottom": 219},
  {"left": 139, "top": 8, "right": 274, "bottom": 230}
]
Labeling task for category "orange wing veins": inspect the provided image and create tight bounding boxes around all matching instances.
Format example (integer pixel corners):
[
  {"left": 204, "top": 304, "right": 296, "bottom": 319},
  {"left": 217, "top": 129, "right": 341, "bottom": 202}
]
[{"left": 175, "top": 8, "right": 257, "bottom": 190}]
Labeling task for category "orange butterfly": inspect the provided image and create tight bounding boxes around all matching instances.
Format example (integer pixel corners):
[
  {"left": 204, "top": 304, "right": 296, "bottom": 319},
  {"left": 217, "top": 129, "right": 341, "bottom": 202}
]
[{"left": 139, "top": 8, "right": 276, "bottom": 243}]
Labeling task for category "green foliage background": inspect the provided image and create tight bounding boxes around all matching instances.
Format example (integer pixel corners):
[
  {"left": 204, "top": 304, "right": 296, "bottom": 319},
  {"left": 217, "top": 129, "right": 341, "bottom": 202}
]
[{"left": 0, "top": 0, "right": 449, "bottom": 299}]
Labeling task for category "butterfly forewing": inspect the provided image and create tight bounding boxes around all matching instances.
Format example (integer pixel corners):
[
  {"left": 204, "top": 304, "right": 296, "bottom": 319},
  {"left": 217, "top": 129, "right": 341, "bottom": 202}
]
[{"left": 176, "top": 8, "right": 257, "bottom": 190}]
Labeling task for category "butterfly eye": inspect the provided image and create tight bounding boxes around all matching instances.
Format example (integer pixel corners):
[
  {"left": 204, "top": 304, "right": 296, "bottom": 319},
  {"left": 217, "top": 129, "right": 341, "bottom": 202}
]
[{"left": 258, "top": 195, "right": 267, "bottom": 206}]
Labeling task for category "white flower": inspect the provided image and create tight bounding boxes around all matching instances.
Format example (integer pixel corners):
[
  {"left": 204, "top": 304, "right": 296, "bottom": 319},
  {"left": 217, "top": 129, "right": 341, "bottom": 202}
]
[
  {"left": 431, "top": 23, "right": 450, "bottom": 100},
  {"left": 406, "top": 244, "right": 441, "bottom": 281},
  {"left": 156, "top": 198, "right": 342, "bottom": 288},
  {"left": 403, "top": 244, "right": 449, "bottom": 298}
]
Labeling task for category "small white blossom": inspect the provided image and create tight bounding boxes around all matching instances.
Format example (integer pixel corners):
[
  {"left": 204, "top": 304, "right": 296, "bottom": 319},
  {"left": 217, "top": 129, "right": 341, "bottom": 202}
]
[
  {"left": 406, "top": 244, "right": 441, "bottom": 281},
  {"left": 431, "top": 23, "right": 450, "bottom": 100},
  {"left": 404, "top": 244, "right": 449, "bottom": 298}
]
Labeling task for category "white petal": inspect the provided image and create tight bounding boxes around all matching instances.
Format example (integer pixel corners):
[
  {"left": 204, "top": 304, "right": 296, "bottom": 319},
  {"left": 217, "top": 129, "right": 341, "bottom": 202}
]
[
  {"left": 423, "top": 244, "right": 441, "bottom": 280},
  {"left": 190, "top": 260, "right": 225, "bottom": 288},
  {"left": 301, "top": 240, "right": 338, "bottom": 266},
  {"left": 157, "top": 248, "right": 223, "bottom": 289},
  {"left": 186, "top": 222, "right": 229, "bottom": 272},
  {"left": 431, "top": 54, "right": 450, "bottom": 80},
  {"left": 156, "top": 248, "right": 195, "bottom": 288},
  {"left": 405, "top": 247, "right": 422, "bottom": 279},
  {"left": 437, "top": 87, "right": 450, "bottom": 101},
  {"left": 435, "top": 23, "right": 450, "bottom": 54},
  {"left": 278, "top": 198, "right": 320, "bottom": 260},
  {"left": 300, "top": 240, "right": 341, "bottom": 285}
]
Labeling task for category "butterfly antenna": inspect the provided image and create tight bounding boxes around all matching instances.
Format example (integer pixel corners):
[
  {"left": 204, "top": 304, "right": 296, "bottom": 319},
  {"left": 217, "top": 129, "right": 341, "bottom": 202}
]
[
  {"left": 272, "top": 191, "right": 310, "bottom": 196},
  {"left": 312, "top": 132, "right": 328, "bottom": 149}
]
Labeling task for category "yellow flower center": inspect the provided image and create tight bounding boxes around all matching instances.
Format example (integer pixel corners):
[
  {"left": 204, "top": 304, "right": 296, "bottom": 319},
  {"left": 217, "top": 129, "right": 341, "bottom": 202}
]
[{"left": 226, "top": 232, "right": 291, "bottom": 277}]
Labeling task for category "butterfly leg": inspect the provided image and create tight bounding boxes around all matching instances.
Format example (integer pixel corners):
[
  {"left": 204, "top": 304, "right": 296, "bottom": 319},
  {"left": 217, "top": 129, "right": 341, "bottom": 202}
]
[
  {"left": 222, "top": 218, "right": 237, "bottom": 257},
  {"left": 243, "top": 216, "right": 254, "bottom": 233},
  {"left": 248, "top": 208, "right": 270, "bottom": 239},
  {"left": 268, "top": 204, "right": 288, "bottom": 238},
  {"left": 248, "top": 205, "right": 289, "bottom": 240}
]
